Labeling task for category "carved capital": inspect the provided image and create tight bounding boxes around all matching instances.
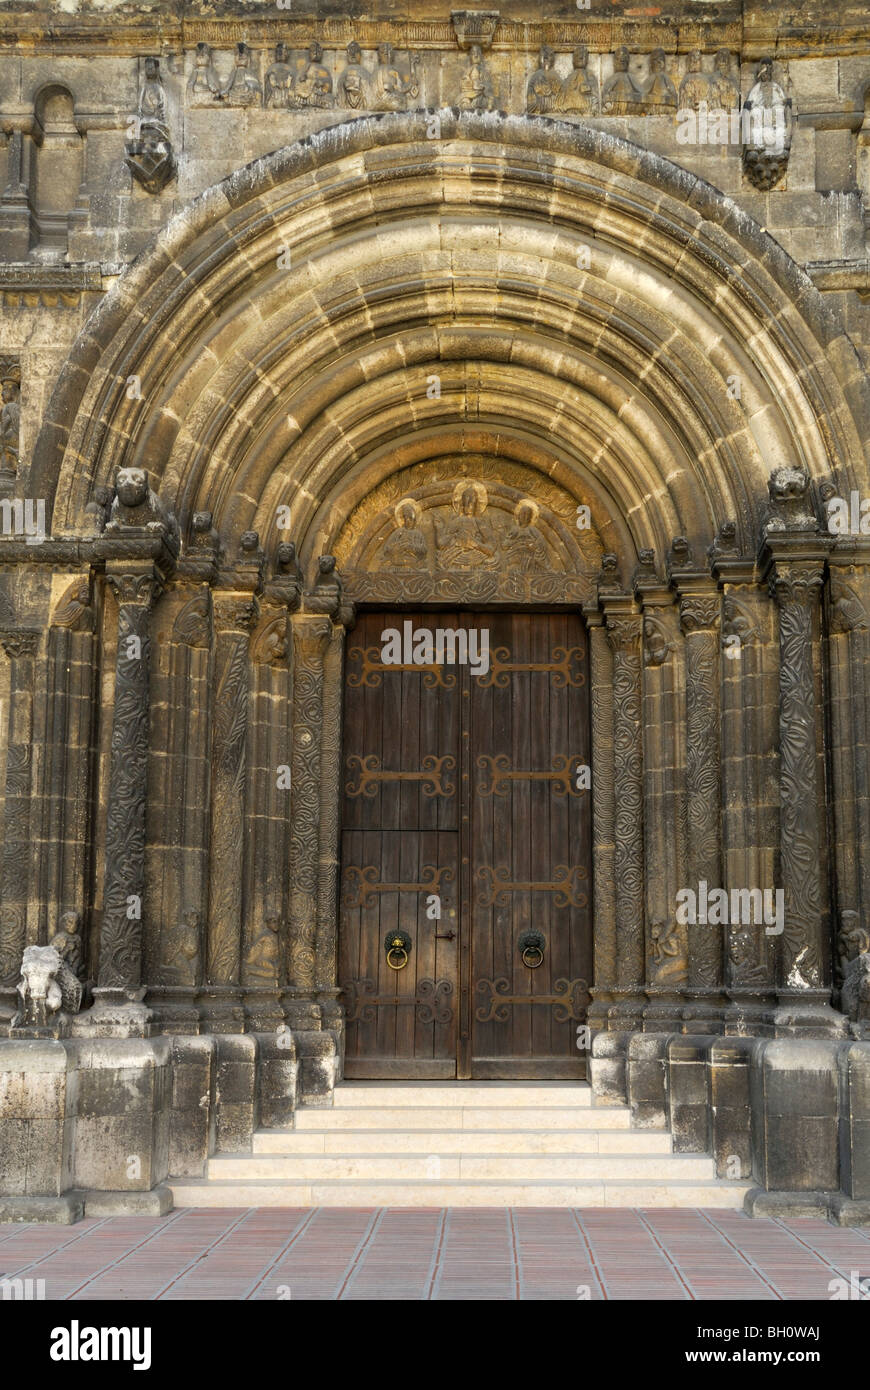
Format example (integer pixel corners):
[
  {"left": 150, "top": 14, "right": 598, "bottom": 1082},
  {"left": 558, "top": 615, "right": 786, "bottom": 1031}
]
[
  {"left": 106, "top": 568, "right": 163, "bottom": 609},
  {"left": 769, "top": 562, "right": 825, "bottom": 607},
  {"left": 292, "top": 615, "right": 332, "bottom": 665},
  {"left": 679, "top": 594, "right": 720, "bottom": 634},
  {"left": 605, "top": 615, "right": 642, "bottom": 653},
  {"left": 212, "top": 593, "right": 259, "bottom": 634}
]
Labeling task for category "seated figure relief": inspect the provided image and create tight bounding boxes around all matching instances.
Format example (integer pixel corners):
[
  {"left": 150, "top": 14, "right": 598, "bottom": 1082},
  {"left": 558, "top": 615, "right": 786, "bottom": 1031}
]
[
  {"left": 602, "top": 45, "right": 641, "bottom": 114},
  {"left": 434, "top": 481, "right": 498, "bottom": 570},
  {"left": 561, "top": 45, "right": 599, "bottom": 114},
  {"left": 382, "top": 498, "right": 428, "bottom": 568},
  {"left": 526, "top": 45, "right": 563, "bottom": 115},
  {"left": 337, "top": 41, "right": 370, "bottom": 109},
  {"left": 294, "top": 40, "right": 333, "bottom": 109},
  {"left": 459, "top": 43, "right": 494, "bottom": 112},
  {"left": 502, "top": 499, "right": 549, "bottom": 572},
  {"left": 264, "top": 42, "right": 295, "bottom": 109},
  {"left": 374, "top": 42, "right": 419, "bottom": 111},
  {"left": 640, "top": 48, "right": 677, "bottom": 113}
]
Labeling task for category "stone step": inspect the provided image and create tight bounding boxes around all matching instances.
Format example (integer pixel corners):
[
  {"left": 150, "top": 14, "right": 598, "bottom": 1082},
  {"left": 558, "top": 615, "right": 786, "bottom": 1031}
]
[
  {"left": 253, "top": 1127, "right": 670, "bottom": 1155},
  {"left": 170, "top": 1177, "right": 751, "bottom": 1209},
  {"left": 294, "top": 1106, "right": 638, "bottom": 1130},
  {"left": 208, "top": 1152, "right": 711, "bottom": 1181},
  {"left": 331, "top": 1082, "right": 595, "bottom": 1108}
]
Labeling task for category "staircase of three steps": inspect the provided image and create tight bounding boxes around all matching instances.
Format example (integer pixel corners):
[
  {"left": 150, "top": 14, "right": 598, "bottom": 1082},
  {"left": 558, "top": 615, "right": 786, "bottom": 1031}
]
[{"left": 170, "top": 1081, "right": 750, "bottom": 1208}]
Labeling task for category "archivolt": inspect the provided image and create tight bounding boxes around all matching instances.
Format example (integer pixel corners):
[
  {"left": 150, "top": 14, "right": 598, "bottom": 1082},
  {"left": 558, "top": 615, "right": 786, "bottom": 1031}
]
[{"left": 33, "top": 109, "right": 870, "bottom": 568}]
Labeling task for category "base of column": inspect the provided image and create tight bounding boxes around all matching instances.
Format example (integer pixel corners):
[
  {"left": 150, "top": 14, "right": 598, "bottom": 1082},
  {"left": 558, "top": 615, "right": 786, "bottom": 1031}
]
[{"left": 72, "top": 987, "right": 152, "bottom": 1039}]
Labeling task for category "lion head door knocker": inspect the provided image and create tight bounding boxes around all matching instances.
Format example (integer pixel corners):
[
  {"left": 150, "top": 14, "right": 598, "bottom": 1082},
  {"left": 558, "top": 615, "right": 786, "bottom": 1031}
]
[
  {"left": 518, "top": 928, "right": 545, "bottom": 969},
  {"left": 384, "top": 929, "right": 413, "bottom": 971}
]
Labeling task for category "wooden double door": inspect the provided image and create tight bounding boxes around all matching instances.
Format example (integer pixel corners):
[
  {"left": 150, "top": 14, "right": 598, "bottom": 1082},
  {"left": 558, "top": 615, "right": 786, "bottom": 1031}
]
[{"left": 339, "top": 610, "right": 592, "bottom": 1078}]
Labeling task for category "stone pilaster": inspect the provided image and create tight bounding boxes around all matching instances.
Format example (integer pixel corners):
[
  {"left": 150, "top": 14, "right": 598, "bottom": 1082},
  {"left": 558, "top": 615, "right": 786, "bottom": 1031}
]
[
  {"left": 825, "top": 554, "right": 870, "bottom": 990},
  {"left": 0, "top": 630, "right": 39, "bottom": 1008},
  {"left": 204, "top": 590, "right": 258, "bottom": 1028}
]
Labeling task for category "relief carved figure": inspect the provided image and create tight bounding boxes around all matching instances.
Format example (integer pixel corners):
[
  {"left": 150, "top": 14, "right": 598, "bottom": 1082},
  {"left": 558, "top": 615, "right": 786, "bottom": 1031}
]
[
  {"left": 246, "top": 917, "right": 281, "bottom": 984},
  {"left": 374, "top": 43, "right": 419, "bottom": 111},
  {"left": 125, "top": 56, "right": 175, "bottom": 194},
  {"left": 742, "top": 57, "right": 792, "bottom": 191},
  {"left": 459, "top": 43, "right": 494, "bottom": 112},
  {"left": 337, "top": 41, "right": 370, "bottom": 110},
  {"left": 561, "top": 44, "right": 599, "bottom": 115},
  {"left": 223, "top": 42, "right": 262, "bottom": 107},
  {"left": 602, "top": 46, "right": 641, "bottom": 115},
  {"left": 502, "top": 498, "right": 548, "bottom": 572},
  {"left": 160, "top": 910, "right": 201, "bottom": 985},
  {"left": 50, "top": 910, "right": 84, "bottom": 980},
  {"left": 383, "top": 497, "right": 428, "bottom": 569},
  {"left": 710, "top": 49, "right": 740, "bottom": 110},
  {"left": 105, "top": 466, "right": 177, "bottom": 539},
  {"left": 527, "top": 46, "right": 563, "bottom": 115},
  {"left": 294, "top": 40, "right": 333, "bottom": 109},
  {"left": 434, "top": 481, "right": 497, "bottom": 570},
  {"left": 0, "top": 365, "right": 21, "bottom": 478},
  {"left": 678, "top": 50, "right": 710, "bottom": 112},
  {"left": 640, "top": 48, "right": 677, "bottom": 114},
  {"left": 188, "top": 42, "right": 222, "bottom": 104},
  {"left": 264, "top": 42, "right": 295, "bottom": 109}
]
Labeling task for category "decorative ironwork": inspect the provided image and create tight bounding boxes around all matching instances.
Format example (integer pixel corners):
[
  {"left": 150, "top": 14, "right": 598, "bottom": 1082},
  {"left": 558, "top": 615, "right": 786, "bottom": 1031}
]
[
  {"left": 475, "top": 976, "right": 591, "bottom": 1023},
  {"left": 342, "top": 863, "right": 454, "bottom": 909},
  {"left": 342, "top": 977, "right": 454, "bottom": 1024},
  {"left": 476, "top": 863, "right": 588, "bottom": 908},
  {"left": 476, "top": 645, "right": 586, "bottom": 689},
  {"left": 345, "top": 753, "right": 455, "bottom": 798},
  {"left": 347, "top": 643, "right": 456, "bottom": 689},
  {"left": 476, "top": 754, "right": 585, "bottom": 797}
]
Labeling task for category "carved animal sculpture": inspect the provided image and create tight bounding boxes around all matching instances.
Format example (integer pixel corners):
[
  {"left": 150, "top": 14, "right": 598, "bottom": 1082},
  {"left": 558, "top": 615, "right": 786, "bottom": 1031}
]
[{"left": 12, "top": 944, "right": 82, "bottom": 1028}]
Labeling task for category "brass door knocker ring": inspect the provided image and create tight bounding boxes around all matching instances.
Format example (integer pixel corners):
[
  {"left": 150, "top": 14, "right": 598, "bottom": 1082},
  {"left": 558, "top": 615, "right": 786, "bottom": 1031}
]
[{"left": 385, "top": 929, "right": 412, "bottom": 971}]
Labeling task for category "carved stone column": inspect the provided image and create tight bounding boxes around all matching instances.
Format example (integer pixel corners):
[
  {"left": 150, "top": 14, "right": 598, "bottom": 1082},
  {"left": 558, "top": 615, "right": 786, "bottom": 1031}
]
[
  {"left": 765, "top": 540, "right": 840, "bottom": 1033},
  {"left": 583, "top": 608, "right": 616, "bottom": 1027},
  {"left": 288, "top": 613, "right": 332, "bottom": 1011},
  {"left": 678, "top": 588, "right": 724, "bottom": 1015},
  {"left": 0, "top": 630, "right": 39, "bottom": 1008},
  {"left": 96, "top": 565, "right": 162, "bottom": 999},
  {"left": 603, "top": 603, "right": 645, "bottom": 1027}
]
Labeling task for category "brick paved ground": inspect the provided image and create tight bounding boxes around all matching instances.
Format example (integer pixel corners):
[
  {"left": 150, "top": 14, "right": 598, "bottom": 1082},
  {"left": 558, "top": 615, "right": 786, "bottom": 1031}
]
[{"left": 0, "top": 1209, "right": 868, "bottom": 1300}]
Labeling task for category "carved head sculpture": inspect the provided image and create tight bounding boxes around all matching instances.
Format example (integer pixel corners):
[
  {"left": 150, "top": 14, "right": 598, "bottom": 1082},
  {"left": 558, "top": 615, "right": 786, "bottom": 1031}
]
[
  {"left": 274, "top": 42, "right": 288, "bottom": 64},
  {"left": 613, "top": 46, "right": 630, "bottom": 72},
  {"left": 318, "top": 553, "right": 337, "bottom": 577},
  {"left": 240, "top": 530, "right": 260, "bottom": 552},
  {"left": 514, "top": 498, "right": 539, "bottom": 529},
  {"left": 378, "top": 43, "right": 394, "bottom": 64},
  {"left": 58, "top": 910, "right": 81, "bottom": 938},
  {"left": 277, "top": 540, "right": 297, "bottom": 569},
  {"left": 115, "top": 467, "right": 148, "bottom": 508},
  {"left": 194, "top": 42, "right": 210, "bottom": 69},
  {"left": 347, "top": 41, "right": 362, "bottom": 65},
  {"left": 1, "top": 380, "right": 17, "bottom": 406},
  {"left": 714, "top": 48, "right": 732, "bottom": 75},
  {"left": 687, "top": 49, "right": 702, "bottom": 72},
  {"left": 453, "top": 480, "right": 487, "bottom": 516},
  {"left": 144, "top": 56, "right": 160, "bottom": 82},
  {"left": 756, "top": 56, "right": 774, "bottom": 84},
  {"left": 395, "top": 498, "right": 419, "bottom": 529},
  {"left": 539, "top": 45, "right": 555, "bottom": 69},
  {"left": 573, "top": 44, "right": 589, "bottom": 69},
  {"left": 649, "top": 48, "right": 667, "bottom": 73},
  {"left": 469, "top": 43, "right": 484, "bottom": 64},
  {"left": 309, "top": 40, "right": 323, "bottom": 63},
  {"left": 192, "top": 510, "right": 213, "bottom": 533}
]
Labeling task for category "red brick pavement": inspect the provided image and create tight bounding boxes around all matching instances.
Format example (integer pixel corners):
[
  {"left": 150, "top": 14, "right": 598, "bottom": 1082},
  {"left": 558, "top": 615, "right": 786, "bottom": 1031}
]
[{"left": 0, "top": 1209, "right": 866, "bottom": 1300}]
